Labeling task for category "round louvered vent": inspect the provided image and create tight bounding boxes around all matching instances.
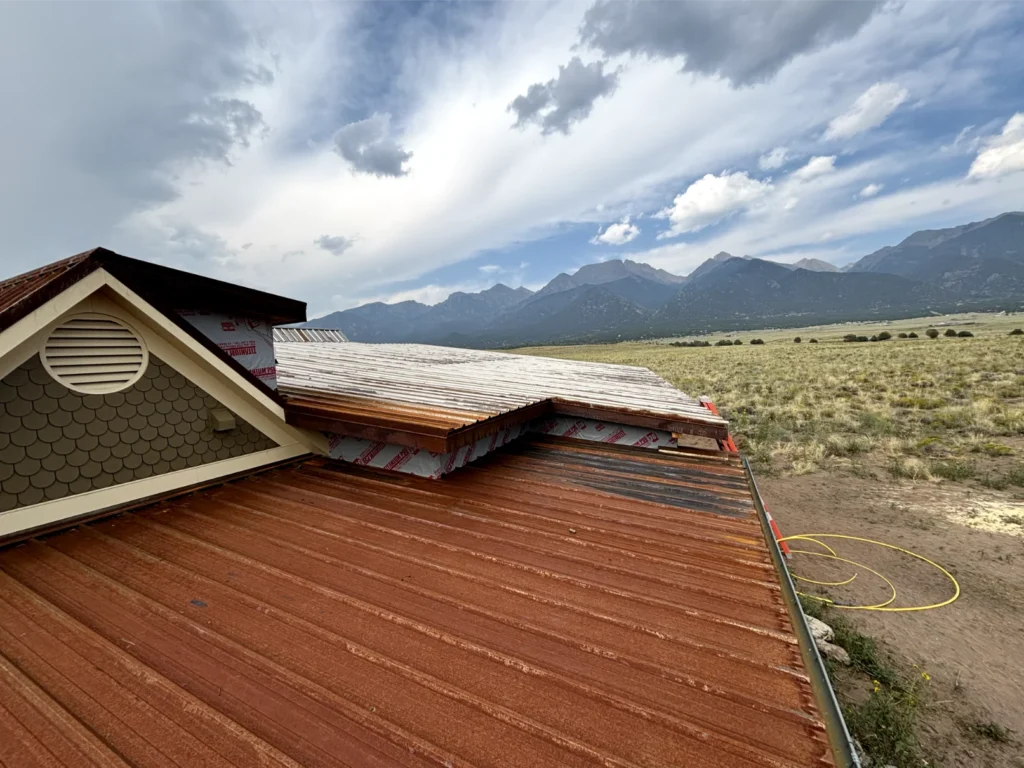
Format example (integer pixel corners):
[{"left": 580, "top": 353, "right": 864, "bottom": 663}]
[{"left": 41, "top": 313, "right": 149, "bottom": 394}]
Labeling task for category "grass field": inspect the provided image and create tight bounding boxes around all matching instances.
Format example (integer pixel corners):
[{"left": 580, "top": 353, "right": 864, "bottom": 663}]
[{"left": 517, "top": 312, "right": 1024, "bottom": 489}]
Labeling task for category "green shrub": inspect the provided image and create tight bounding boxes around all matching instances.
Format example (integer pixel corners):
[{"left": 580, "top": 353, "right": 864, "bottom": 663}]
[
  {"left": 877, "top": 331, "right": 892, "bottom": 340},
  {"left": 944, "top": 328, "right": 958, "bottom": 337},
  {"left": 1006, "top": 467, "right": 1024, "bottom": 487},
  {"left": 958, "top": 330, "right": 974, "bottom": 338},
  {"left": 750, "top": 338, "right": 765, "bottom": 345},
  {"left": 1010, "top": 328, "right": 1023, "bottom": 336},
  {"left": 926, "top": 329, "right": 940, "bottom": 338},
  {"left": 715, "top": 339, "right": 733, "bottom": 347},
  {"left": 847, "top": 683, "right": 921, "bottom": 767},
  {"left": 794, "top": 337, "right": 802, "bottom": 343},
  {"left": 809, "top": 338, "right": 818, "bottom": 343},
  {"left": 908, "top": 332, "right": 919, "bottom": 338},
  {"left": 892, "top": 396, "right": 944, "bottom": 409},
  {"left": 930, "top": 459, "right": 976, "bottom": 481},
  {"left": 980, "top": 442, "right": 1013, "bottom": 456},
  {"left": 898, "top": 332, "right": 908, "bottom": 338}
]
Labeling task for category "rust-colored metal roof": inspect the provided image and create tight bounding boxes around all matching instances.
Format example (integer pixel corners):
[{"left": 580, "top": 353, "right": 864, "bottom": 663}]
[
  {"left": 0, "top": 437, "right": 834, "bottom": 767},
  {"left": 277, "top": 341, "right": 729, "bottom": 450},
  {"left": 0, "top": 251, "right": 97, "bottom": 332}
]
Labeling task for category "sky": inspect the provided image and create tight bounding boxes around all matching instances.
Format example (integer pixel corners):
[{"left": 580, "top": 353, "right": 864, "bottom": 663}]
[{"left": 2, "top": 1, "right": 1024, "bottom": 319}]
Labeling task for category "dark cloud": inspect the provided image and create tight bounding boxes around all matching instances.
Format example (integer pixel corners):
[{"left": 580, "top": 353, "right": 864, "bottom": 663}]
[
  {"left": 333, "top": 113, "right": 412, "bottom": 177},
  {"left": 315, "top": 234, "right": 356, "bottom": 256},
  {"left": 162, "top": 224, "right": 236, "bottom": 264},
  {"left": 578, "top": 0, "right": 881, "bottom": 86},
  {"left": 509, "top": 57, "right": 619, "bottom": 135},
  {"left": 0, "top": 2, "right": 273, "bottom": 273}
]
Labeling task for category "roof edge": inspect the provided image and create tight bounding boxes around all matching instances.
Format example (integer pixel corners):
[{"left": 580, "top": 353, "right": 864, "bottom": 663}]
[{"left": 742, "top": 457, "right": 860, "bottom": 768}]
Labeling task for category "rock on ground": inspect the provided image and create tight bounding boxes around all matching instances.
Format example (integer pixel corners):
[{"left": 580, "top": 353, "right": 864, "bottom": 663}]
[
  {"left": 817, "top": 640, "right": 851, "bottom": 665},
  {"left": 806, "top": 615, "right": 835, "bottom": 643}
]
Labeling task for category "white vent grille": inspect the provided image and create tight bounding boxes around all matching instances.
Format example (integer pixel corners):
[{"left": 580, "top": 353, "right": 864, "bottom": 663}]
[{"left": 41, "top": 314, "right": 149, "bottom": 394}]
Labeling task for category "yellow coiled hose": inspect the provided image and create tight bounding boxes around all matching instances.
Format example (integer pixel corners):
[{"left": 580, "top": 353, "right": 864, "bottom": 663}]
[{"left": 779, "top": 533, "right": 961, "bottom": 612}]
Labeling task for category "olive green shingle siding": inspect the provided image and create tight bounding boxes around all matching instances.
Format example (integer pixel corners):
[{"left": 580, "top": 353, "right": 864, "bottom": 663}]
[{"left": 0, "top": 354, "right": 275, "bottom": 512}]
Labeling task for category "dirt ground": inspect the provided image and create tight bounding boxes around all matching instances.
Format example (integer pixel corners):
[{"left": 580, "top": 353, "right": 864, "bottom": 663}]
[{"left": 763, "top": 471, "right": 1024, "bottom": 767}]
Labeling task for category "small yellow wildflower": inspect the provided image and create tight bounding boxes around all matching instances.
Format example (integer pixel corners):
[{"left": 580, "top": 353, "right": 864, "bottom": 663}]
[{"left": 922, "top": 671, "right": 931, "bottom": 681}]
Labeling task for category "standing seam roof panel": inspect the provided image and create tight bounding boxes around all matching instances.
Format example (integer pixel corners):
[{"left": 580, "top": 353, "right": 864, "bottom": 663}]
[{"left": 0, "top": 438, "right": 834, "bottom": 767}]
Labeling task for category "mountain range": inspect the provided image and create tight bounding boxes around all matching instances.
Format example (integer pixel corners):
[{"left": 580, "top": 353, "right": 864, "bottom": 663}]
[{"left": 308, "top": 212, "right": 1024, "bottom": 347}]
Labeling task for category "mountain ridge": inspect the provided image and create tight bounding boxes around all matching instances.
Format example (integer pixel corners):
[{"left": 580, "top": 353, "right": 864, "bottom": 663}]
[{"left": 307, "top": 213, "right": 1024, "bottom": 347}]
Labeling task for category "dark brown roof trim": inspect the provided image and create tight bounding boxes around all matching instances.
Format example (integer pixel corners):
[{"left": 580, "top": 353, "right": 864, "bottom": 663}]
[
  {"left": 0, "top": 247, "right": 306, "bottom": 336},
  {"left": 0, "top": 247, "right": 306, "bottom": 406}
]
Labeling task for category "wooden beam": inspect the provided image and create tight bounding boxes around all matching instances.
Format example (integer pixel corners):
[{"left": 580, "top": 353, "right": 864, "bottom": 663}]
[{"left": 552, "top": 400, "right": 729, "bottom": 442}]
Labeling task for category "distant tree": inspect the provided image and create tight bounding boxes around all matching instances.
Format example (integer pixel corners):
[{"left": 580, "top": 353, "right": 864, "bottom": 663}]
[
  {"left": 715, "top": 339, "right": 733, "bottom": 346},
  {"left": 734, "top": 339, "right": 743, "bottom": 345},
  {"left": 843, "top": 333, "right": 859, "bottom": 343},
  {"left": 897, "top": 332, "right": 908, "bottom": 339},
  {"left": 908, "top": 332, "right": 919, "bottom": 339},
  {"left": 958, "top": 330, "right": 974, "bottom": 338},
  {"left": 877, "top": 331, "right": 892, "bottom": 341},
  {"left": 926, "top": 329, "right": 940, "bottom": 339},
  {"left": 856, "top": 336, "right": 869, "bottom": 342},
  {"left": 944, "top": 328, "right": 958, "bottom": 337},
  {"left": 869, "top": 335, "right": 879, "bottom": 342},
  {"left": 809, "top": 338, "right": 818, "bottom": 343},
  {"left": 1011, "top": 328, "right": 1024, "bottom": 336},
  {"left": 794, "top": 337, "right": 802, "bottom": 343},
  {"left": 750, "top": 338, "right": 765, "bottom": 345}
]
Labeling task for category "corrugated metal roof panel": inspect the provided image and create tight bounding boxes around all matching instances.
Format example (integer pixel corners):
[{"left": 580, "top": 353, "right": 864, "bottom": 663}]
[
  {"left": 0, "top": 438, "right": 834, "bottom": 767},
  {"left": 273, "top": 327, "right": 349, "bottom": 343},
  {"left": 0, "top": 252, "right": 96, "bottom": 332},
  {"left": 276, "top": 341, "right": 728, "bottom": 446}
]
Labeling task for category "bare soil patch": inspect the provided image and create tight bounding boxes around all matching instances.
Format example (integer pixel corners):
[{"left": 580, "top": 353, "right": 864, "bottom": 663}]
[{"left": 764, "top": 472, "right": 1024, "bottom": 767}]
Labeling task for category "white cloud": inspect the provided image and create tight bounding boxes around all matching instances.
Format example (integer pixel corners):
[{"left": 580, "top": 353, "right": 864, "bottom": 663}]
[
  {"left": 345, "top": 279, "right": 494, "bottom": 308},
  {"left": 2, "top": 0, "right": 1018, "bottom": 315},
  {"left": 941, "top": 125, "right": 980, "bottom": 155},
  {"left": 478, "top": 264, "right": 502, "bottom": 273},
  {"left": 656, "top": 172, "right": 772, "bottom": 238},
  {"left": 968, "top": 113, "right": 1024, "bottom": 179},
  {"left": 791, "top": 155, "right": 837, "bottom": 181},
  {"left": 591, "top": 216, "right": 640, "bottom": 245},
  {"left": 634, "top": 163, "right": 1024, "bottom": 277},
  {"left": 824, "top": 81, "right": 908, "bottom": 140},
  {"left": 758, "top": 147, "right": 789, "bottom": 170},
  {"left": 858, "top": 183, "right": 883, "bottom": 198}
]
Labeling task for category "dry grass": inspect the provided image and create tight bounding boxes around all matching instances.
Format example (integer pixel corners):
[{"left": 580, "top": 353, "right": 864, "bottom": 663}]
[{"left": 516, "top": 314, "right": 1024, "bottom": 482}]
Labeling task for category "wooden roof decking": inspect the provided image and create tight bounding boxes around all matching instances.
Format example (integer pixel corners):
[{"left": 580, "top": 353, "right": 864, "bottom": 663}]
[{"left": 276, "top": 342, "right": 728, "bottom": 450}]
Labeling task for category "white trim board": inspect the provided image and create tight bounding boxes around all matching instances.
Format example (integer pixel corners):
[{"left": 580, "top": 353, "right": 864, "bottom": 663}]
[{"left": 0, "top": 444, "right": 310, "bottom": 539}]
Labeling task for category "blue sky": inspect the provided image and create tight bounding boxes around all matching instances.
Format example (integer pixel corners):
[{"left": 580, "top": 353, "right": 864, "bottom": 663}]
[{"left": 2, "top": 1, "right": 1024, "bottom": 317}]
